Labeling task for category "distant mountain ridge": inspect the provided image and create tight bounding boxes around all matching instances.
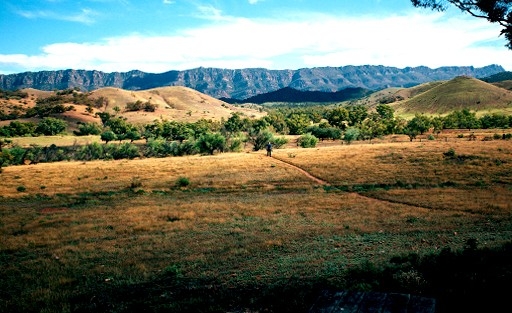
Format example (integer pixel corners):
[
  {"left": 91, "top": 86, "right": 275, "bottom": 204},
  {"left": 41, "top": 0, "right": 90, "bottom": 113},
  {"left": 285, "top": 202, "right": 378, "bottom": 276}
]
[{"left": 0, "top": 65, "right": 504, "bottom": 100}]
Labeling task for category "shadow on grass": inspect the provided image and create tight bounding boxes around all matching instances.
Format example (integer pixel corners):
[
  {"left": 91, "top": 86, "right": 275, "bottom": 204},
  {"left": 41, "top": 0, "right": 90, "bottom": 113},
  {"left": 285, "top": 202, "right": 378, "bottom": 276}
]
[{"left": 67, "top": 239, "right": 512, "bottom": 313}]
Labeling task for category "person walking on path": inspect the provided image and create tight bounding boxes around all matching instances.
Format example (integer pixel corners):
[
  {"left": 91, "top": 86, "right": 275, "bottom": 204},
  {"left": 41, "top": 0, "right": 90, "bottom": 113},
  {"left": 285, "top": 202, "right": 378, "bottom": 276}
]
[{"left": 266, "top": 142, "right": 273, "bottom": 157}]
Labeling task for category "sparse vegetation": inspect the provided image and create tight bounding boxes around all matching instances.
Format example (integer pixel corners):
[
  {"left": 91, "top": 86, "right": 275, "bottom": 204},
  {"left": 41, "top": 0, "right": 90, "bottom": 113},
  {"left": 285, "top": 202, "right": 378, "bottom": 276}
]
[
  {"left": 0, "top": 139, "right": 511, "bottom": 313},
  {"left": 1, "top": 82, "right": 512, "bottom": 312}
]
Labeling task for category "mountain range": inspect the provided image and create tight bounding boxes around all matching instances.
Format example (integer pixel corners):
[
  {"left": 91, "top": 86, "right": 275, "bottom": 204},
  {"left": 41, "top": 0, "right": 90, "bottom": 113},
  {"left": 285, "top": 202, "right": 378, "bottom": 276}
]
[{"left": 0, "top": 65, "right": 505, "bottom": 101}]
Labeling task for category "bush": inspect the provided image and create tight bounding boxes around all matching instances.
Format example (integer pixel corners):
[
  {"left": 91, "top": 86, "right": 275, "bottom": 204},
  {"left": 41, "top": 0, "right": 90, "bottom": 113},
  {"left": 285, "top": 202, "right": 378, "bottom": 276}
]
[
  {"left": 249, "top": 129, "right": 274, "bottom": 151},
  {"left": 227, "top": 137, "right": 245, "bottom": 152},
  {"left": 130, "top": 177, "right": 143, "bottom": 189},
  {"left": 297, "top": 133, "right": 318, "bottom": 148},
  {"left": 343, "top": 127, "right": 360, "bottom": 144},
  {"left": 3, "top": 146, "right": 26, "bottom": 165},
  {"left": 76, "top": 142, "right": 104, "bottom": 160},
  {"left": 443, "top": 148, "right": 456, "bottom": 158},
  {"left": 74, "top": 122, "right": 102, "bottom": 136},
  {"left": 112, "top": 143, "right": 140, "bottom": 160},
  {"left": 178, "top": 140, "right": 198, "bottom": 156},
  {"left": 144, "top": 138, "right": 167, "bottom": 157},
  {"left": 175, "top": 177, "right": 190, "bottom": 188},
  {"left": 272, "top": 136, "right": 289, "bottom": 149}
]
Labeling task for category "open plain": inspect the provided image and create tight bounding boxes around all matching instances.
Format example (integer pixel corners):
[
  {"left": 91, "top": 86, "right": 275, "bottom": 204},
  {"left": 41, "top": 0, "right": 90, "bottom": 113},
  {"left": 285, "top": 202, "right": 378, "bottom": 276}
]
[{"left": 1, "top": 132, "right": 511, "bottom": 312}]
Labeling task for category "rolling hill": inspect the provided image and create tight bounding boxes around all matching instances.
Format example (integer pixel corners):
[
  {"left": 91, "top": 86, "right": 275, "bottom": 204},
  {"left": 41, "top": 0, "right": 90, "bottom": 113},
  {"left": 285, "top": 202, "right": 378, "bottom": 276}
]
[
  {"left": 88, "top": 86, "right": 264, "bottom": 123},
  {"left": 392, "top": 76, "right": 512, "bottom": 115},
  {"left": 0, "top": 86, "right": 265, "bottom": 132}
]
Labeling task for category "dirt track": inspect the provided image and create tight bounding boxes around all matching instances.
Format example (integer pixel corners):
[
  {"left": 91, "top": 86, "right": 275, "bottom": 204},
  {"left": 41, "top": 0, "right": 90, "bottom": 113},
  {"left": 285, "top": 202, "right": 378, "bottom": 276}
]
[{"left": 271, "top": 155, "right": 329, "bottom": 186}]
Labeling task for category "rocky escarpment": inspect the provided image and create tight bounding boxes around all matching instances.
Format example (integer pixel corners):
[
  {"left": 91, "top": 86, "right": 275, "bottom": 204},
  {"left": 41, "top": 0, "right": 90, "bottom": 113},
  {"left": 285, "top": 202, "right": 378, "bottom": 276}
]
[{"left": 0, "top": 64, "right": 505, "bottom": 100}]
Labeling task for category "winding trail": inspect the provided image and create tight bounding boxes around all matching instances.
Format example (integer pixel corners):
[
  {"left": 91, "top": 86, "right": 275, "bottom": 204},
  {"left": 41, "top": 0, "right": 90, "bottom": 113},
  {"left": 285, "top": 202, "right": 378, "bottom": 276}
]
[
  {"left": 269, "top": 155, "right": 440, "bottom": 212},
  {"left": 270, "top": 155, "right": 330, "bottom": 186}
]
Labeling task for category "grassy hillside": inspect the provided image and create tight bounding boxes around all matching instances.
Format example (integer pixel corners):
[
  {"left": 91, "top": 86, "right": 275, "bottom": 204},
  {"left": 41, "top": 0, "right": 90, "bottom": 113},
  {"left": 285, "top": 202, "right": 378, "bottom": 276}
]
[
  {"left": 393, "top": 76, "right": 512, "bottom": 115},
  {"left": 491, "top": 80, "right": 512, "bottom": 91},
  {"left": 348, "top": 81, "right": 444, "bottom": 108},
  {"left": 0, "top": 86, "right": 265, "bottom": 132},
  {"left": 89, "top": 86, "right": 264, "bottom": 123},
  {"left": 1, "top": 136, "right": 511, "bottom": 312}
]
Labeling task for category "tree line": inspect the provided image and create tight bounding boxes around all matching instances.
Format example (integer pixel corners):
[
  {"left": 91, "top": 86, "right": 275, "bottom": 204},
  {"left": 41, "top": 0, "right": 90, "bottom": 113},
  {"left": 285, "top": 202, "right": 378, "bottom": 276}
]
[{"left": 2, "top": 103, "right": 512, "bottom": 170}]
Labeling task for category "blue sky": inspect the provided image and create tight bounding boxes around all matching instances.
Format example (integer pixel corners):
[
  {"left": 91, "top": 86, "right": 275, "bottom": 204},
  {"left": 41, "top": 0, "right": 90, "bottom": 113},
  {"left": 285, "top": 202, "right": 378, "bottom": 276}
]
[{"left": 0, "top": 0, "right": 510, "bottom": 74}]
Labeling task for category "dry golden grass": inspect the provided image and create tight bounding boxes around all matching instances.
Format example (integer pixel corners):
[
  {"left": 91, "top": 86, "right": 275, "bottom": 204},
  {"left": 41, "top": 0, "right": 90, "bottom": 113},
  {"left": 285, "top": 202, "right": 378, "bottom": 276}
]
[
  {"left": 0, "top": 152, "right": 312, "bottom": 197},
  {"left": 90, "top": 86, "right": 265, "bottom": 123},
  {"left": 1, "top": 137, "right": 512, "bottom": 312},
  {"left": 274, "top": 138, "right": 512, "bottom": 187},
  {"left": 393, "top": 76, "right": 512, "bottom": 115}
]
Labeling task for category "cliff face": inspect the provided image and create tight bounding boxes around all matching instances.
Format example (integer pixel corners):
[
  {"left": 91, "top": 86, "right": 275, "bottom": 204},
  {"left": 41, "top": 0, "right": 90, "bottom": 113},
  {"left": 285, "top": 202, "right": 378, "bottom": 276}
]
[{"left": 0, "top": 65, "right": 505, "bottom": 100}]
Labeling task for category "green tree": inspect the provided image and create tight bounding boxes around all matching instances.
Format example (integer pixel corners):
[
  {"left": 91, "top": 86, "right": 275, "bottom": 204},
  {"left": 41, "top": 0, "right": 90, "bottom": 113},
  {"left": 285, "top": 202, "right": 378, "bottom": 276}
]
[
  {"left": 297, "top": 133, "right": 318, "bottom": 148},
  {"left": 411, "top": 0, "right": 512, "bottom": 49},
  {"left": 376, "top": 104, "right": 395, "bottom": 120},
  {"left": 326, "top": 107, "right": 349, "bottom": 129},
  {"left": 431, "top": 116, "right": 444, "bottom": 136},
  {"left": 250, "top": 118, "right": 271, "bottom": 133},
  {"left": 0, "top": 149, "right": 14, "bottom": 171},
  {"left": 196, "top": 132, "right": 226, "bottom": 155},
  {"left": 112, "top": 142, "right": 140, "bottom": 159},
  {"left": 125, "top": 129, "right": 142, "bottom": 143},
  {"left": 96, "top": 112, "right": 112, "bottom": 127},
  {"left": 404, "top": 127, "right": 420, "bottom": 142},
  {"left": 347, "top": 105, "right": 368, "bottom": 126},
  {"left": 343, "top": 127, "right": 360, "bottom": 144},
  {"left": 191, "top": 119, "right": 221, "bottom": 138},
  {"left": 76, "top": 142, "right": 105, "bottom": 160},
  {"left": 480, "top": 113, "right": 511, "bottom": 128},
  {"left": 35, "top": 117, "right": 67, "bottom": 135},
  {"left": 406, "top": 114, "right": 432, "bottom": 135},
  {"left": 0, "top": 121, "right": 36, "bottom": 137},
  {"left": 223, "top": 112, "right": 247, "bottom": 135},
  {"left": 458, "top": 109, "right": 481, "bottom": 130},
  {"left": 264, "top": 111, "right": 289, "bottom": 134},
  {"left": 106, "top": 117, "right": 131, "bottom": 136},
  {"left": 306, "top": 124, "right": 342, "bottom": 141},
  {"left": 444, "top": 109, "right": 480, "bottom": 130},
  {"left": 100, "top": 130, "right": 117, "bottom": 144},
  {"left": 286, "top": 113, "right": 311, "bottom": 135},
  {"left": 248, "top": 129, "right": 274, "bottom": 151},
  {"left": 74, "top": 122, "right": 102, "bottom": 136}
]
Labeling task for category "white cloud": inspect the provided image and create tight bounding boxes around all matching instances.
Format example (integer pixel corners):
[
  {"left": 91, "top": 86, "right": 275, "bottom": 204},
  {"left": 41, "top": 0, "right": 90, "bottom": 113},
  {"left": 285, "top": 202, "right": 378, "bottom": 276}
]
[
  {"left": 15, "top": 8, "right": 97, "bottom": 24},
  {"left": 248, "top": 0, "right": 262, "bottom": 4},
  {"left": 163, "top": 0, "right": 174, "bottom": 4},
  {"left": 1, "top": 10, "right": 510, "bottom": 74}
]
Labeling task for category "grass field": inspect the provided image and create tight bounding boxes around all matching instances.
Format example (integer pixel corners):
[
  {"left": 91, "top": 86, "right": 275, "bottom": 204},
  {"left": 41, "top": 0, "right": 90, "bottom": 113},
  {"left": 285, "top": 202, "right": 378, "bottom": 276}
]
[{"left": 1, "top": 133, "right": 512, "bottom": 312}]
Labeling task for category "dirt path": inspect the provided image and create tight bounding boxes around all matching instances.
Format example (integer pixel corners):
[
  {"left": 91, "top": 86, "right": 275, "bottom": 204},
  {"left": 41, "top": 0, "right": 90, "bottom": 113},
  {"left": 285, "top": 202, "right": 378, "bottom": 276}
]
[
  {"left": 271, "top": 156, "right": 330, "bottom": 186},
  {"left": 270, "top": 155, "right": 435, "bottom": 212}
]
